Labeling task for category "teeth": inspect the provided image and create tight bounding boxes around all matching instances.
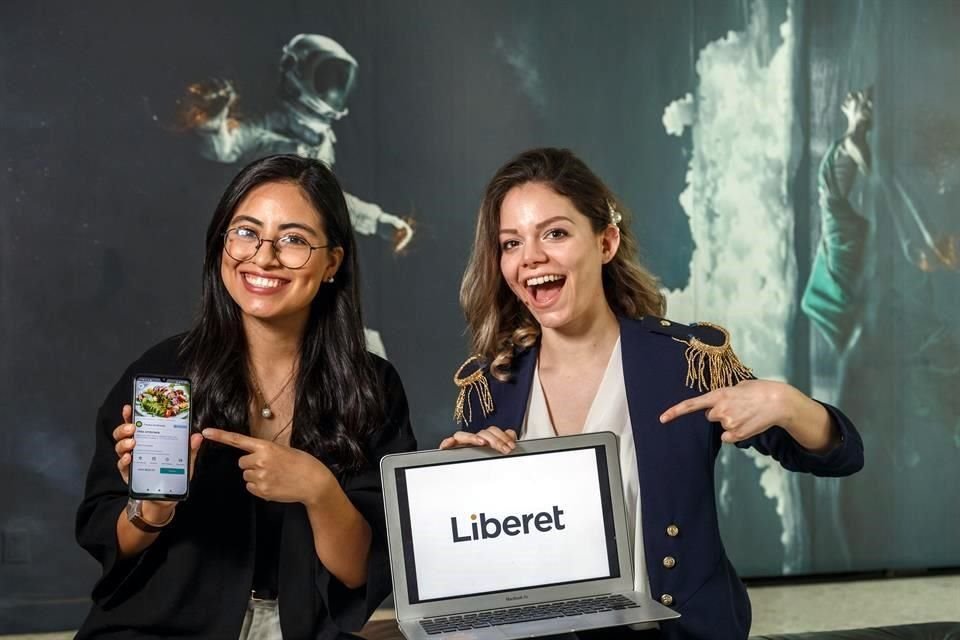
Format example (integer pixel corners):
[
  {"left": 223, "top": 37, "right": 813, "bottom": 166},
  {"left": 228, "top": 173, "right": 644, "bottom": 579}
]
[
  {"left": 525, "top": 274, "right": 565, "bottom": 287},
  {"left": 244, "top": 274, "right": 283, "bottom": 289}
]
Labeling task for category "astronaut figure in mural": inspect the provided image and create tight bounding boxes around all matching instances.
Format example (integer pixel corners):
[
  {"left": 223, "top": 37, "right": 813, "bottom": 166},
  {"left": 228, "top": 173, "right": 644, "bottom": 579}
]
[{"left": 178, "top": 34, "right": 413, "bottom": 358}]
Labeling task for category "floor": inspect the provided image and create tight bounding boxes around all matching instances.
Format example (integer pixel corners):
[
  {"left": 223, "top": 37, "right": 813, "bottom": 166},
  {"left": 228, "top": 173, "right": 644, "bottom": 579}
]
[
  {"left": 747, "top": 574, "right": 959, "bottom": 633},
  {"left": 3, "top": 575, "right": 957, "bottom": 639}
]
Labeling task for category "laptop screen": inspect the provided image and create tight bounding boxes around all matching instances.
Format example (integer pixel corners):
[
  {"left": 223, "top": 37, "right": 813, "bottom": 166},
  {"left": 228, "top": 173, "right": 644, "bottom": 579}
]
[{"left": 394, "top": 445, "right": 620, "bottom": 604}]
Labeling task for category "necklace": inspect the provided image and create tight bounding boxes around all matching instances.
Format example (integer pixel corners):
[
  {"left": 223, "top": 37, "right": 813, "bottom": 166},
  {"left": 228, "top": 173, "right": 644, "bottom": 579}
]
[
  {"left": 250, "top": 367, "right": 296, "bottom": 420},
  {"left": 271, "top": 418, "right": 293, "bottom": 443}
]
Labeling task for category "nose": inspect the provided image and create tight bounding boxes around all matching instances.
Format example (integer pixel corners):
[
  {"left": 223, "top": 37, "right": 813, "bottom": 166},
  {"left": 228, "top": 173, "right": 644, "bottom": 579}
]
[
  {"left": 521, "top": 238, "right": 547, "bottom": 268},
  {"left": 252, "top": 238, "right": 282, "bottom": 268}
]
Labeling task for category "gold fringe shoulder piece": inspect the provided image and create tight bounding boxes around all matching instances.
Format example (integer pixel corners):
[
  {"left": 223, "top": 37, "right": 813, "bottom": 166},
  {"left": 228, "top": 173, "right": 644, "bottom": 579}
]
[
  {"left": 453, "top": 355, "right": 494, "bottom": 427},
  {"left": 673, "top": 322, "right": 754, "bottom": 392},
  {"left": 638, "top": 316, "right": 754, "bottom": 392}
]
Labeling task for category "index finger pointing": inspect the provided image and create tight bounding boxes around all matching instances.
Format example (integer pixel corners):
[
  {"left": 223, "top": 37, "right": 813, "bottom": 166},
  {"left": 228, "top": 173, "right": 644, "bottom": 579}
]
[
  {"left": 660, "top": 391, "right": 718, "bottom": 423},
  {"left": 202, "top": 428, "right": 263, "bottom": 452}
]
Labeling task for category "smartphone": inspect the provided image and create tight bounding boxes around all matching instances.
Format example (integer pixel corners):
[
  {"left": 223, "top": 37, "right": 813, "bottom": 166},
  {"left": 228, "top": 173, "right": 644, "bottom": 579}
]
[{"left": 129, "top": 375, "right": 192, "bottom": 500}]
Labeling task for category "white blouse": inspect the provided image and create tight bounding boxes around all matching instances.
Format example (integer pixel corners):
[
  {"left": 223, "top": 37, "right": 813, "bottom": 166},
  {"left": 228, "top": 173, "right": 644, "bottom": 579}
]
[{"left": 521, "top": 338, "right": 655, "bottom": 629}]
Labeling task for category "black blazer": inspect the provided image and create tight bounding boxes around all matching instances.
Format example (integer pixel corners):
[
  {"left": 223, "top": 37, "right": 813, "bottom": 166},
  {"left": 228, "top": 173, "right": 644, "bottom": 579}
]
[
  {"left": 76, "top": 336, "right": 417, "bottom": 639},
  {"left": 454, "top": 316, "right": 864, "bottom": 640}
]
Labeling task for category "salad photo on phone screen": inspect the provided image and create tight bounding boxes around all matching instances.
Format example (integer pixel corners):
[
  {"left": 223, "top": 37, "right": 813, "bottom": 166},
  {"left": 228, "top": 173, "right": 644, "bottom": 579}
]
[{"left": 130, "top": 376, "right": 192, "bottom": 499}]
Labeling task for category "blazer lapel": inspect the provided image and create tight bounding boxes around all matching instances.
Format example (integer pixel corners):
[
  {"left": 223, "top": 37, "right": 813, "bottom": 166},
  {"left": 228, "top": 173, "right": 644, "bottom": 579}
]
[
  {"left": 619, "top": 317, "right": 678, "bottom": 593},
  {"left": 492, "top": 345, "right": 537, "bottom": 431}
]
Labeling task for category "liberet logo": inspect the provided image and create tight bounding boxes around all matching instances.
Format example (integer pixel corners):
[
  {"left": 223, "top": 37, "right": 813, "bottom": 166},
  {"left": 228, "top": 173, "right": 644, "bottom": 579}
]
[{"left": 450, "top": 506, "right": 566, "bottom": 542}]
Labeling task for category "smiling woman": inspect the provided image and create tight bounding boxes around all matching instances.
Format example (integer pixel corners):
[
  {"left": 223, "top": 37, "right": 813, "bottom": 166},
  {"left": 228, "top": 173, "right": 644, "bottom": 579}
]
[
  {"left": 497, "top": 182, "right": 620, "bottom": 338},
  {"left": 74, "top": 154, "right": 417, "bottom": 639},
  {"left": 441, "top": 148, "right": 864, "bottom": 640},
  {"left": 220, "top": 180, "right": 342, "bottom": 322}
]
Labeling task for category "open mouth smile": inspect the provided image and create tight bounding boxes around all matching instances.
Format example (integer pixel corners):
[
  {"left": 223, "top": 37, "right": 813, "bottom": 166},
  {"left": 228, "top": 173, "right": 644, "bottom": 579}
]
[{"left": 524, "top": 274, "right": 567, "bottom": 307}]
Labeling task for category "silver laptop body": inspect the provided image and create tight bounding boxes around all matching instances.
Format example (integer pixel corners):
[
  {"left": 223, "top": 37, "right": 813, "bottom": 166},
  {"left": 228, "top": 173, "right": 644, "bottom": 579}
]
[{"left": 381, "top": 432, "right": 679, "bottom": 640}]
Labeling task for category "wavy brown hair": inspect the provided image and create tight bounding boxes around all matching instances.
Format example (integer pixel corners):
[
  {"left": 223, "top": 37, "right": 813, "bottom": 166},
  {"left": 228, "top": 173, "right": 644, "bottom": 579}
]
[{"left": 461, "top": 148, "right": 665, "bottom": 380}]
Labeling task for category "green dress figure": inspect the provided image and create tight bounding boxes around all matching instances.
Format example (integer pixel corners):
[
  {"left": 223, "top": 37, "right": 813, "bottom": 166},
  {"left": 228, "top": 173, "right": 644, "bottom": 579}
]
[{"left": 802, "top": 89, "right": 960, "bottom": 569}]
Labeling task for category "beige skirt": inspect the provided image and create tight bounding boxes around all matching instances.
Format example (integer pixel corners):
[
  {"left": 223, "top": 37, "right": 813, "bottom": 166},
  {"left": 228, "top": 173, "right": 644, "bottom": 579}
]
[{"left": 238, "top": 597, "right": 283, "bottom": 640}]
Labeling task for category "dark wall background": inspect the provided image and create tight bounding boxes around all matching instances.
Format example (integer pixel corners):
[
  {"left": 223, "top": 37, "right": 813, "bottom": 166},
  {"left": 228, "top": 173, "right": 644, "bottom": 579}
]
[{"left": 1, "top": 0, "right": 957, "bottom": 632}]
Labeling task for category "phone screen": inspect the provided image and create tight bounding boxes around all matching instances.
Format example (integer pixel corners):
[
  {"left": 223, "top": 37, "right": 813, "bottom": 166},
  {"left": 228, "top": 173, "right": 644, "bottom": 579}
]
[{"left": 129, "top": 375, "right": 192, "bottom": 500}]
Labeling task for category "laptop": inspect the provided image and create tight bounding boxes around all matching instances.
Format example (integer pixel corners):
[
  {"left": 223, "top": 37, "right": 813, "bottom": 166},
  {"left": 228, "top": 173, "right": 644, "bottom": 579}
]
[{"left": 380, "top": 431, "right": 680, "bottom": 640}]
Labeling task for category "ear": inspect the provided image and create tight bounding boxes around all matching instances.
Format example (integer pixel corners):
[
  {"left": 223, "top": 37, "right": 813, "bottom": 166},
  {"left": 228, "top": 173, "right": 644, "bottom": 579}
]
[
  {"left": 600, "top": 225, "right": 621, "bottom": 264},
  {"left": 324, "top": 246, "right": 345, "bottom": 280}
]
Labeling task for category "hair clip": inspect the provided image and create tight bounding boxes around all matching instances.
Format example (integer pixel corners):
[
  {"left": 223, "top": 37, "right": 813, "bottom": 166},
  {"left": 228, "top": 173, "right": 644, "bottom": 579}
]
[{"left": 607, "top": 200, "right": 622, "bottom": 227}]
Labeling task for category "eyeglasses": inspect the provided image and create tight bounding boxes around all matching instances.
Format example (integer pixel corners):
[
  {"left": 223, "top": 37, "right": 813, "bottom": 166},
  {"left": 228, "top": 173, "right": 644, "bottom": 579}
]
[{"left": 223, "top": 227, "right": 330, "bottom": 269}]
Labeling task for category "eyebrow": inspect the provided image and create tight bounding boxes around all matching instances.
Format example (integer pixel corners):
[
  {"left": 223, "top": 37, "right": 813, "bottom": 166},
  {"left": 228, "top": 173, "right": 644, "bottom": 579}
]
[
  {"left": 231, "top": 215, "right": 320, "bottom": 238},
  {"left": 279, "top": 222, "right": 320, "bottom": 238},
  {"left": 499, "top": 215, "right": 575, "bottom": 235}
]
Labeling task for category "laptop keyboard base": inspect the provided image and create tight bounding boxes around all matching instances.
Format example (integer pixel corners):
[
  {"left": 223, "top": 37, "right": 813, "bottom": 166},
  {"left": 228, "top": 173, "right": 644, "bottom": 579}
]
[{"left": 418, "top": 594, "right": 641, "bottom": 634}]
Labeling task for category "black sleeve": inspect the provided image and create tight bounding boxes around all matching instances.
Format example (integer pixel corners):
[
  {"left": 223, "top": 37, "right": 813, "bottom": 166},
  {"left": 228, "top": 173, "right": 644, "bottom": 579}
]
[
  {"left": 75, "top": 365, "right": 146, "bottom": 602},
  {"left": 74, "top": 337, "right": 185, "bottom": 603},
  {"left": 315, "top": 358, "right": 418, "bottom": 631},
  {"left": 735, "top": 401, "right": 865, "bottom": 477}
]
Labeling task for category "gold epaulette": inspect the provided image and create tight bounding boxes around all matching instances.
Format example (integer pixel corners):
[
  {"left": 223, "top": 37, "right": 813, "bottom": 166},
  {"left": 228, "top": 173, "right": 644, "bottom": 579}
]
[
  {"left": 453, "top": 355, "right": 494, "bottom": 427},
  {"left": 641, "top": 316, "right": 754, "bottom": 392}
]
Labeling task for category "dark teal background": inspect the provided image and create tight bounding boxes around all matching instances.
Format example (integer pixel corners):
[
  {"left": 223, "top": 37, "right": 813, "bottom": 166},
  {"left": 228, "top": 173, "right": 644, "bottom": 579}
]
[{"left": 1, "top": 0, "right": 957, "bottom": 632}]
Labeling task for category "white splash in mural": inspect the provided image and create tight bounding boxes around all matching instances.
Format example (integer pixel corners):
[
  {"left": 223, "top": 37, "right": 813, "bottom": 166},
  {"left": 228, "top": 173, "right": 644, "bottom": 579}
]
[
  {"left": 662, "top": 93, "right": 695, "bottom": 137},
  {"left": 662, "top": 8, "right": 808, "bottom": 572},
  {"left": 493, "top": 34, "right": 546, "bottom": 110}
]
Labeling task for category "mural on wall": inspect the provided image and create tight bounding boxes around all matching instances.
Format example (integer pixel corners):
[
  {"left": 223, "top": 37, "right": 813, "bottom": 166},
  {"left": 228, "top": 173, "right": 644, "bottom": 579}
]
[
  {"left": 662, "top": 3, "right": 808, "bottom": 573},
  {"left": 658, "top": 0, "right": 960, "bottom": 574},
  {"left": 1, "top": 0, "right": 958, "bottom": 632},
  {"left": 678, "top": 1, "right": 959, "bottom": 576},
  {"left": 175, "top": 33, "right": 415, "bottom": 356},
  {"left": 803, "top": 0, "right": 960, "bottom": 572}
]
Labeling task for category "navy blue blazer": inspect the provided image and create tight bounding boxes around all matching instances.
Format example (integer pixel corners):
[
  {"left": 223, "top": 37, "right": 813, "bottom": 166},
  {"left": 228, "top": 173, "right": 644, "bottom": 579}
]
[{"left": 454, "top": 316, "right": 864, "bottom": 640}]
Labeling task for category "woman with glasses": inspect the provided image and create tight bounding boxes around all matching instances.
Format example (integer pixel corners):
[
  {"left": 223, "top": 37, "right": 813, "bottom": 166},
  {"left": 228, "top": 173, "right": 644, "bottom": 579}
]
[{"left": 76, "top": 154, "right": 417, "bottom": 639}]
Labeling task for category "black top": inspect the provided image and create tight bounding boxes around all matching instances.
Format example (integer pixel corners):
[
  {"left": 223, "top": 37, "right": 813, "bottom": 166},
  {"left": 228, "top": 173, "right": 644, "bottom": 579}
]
[
  {"left": 252, "top": 497, "right": 284, "bottom": 597},
  {"left": 75, "top": 335, "right": 418, "bottom": 640}
]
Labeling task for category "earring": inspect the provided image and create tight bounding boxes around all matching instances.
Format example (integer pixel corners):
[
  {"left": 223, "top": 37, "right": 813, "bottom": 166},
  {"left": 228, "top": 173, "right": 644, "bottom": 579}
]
[{"left": 326, "top": 276, "right": 335, "bottom": 283}]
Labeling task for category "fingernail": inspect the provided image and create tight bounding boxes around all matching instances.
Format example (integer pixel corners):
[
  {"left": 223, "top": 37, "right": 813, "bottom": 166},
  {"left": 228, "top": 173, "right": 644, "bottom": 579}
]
[
  {"left": 659, "top": 414, "right": 667, "bottom": 423},
  {"left": 201, "top": 428, "right": 212, "bottom": 437}
]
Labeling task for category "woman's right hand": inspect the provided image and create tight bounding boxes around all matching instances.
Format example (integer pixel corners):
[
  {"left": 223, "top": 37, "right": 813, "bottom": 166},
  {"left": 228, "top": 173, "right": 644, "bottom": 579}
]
[
  {"left": 113, "top": 404, "right": 203, "bottom": 486},
  {"left": 112, "top": 405, "right": 203, "bottom": 550},
  {"left": 438, "top": 426, "right": 517, "bottom": 454}
]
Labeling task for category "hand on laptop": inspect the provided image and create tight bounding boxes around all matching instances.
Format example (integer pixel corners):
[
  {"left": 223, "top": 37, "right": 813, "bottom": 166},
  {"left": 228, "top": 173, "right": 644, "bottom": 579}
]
[{"left": 438, "top": 426, "right": 517, "bottom": 454}]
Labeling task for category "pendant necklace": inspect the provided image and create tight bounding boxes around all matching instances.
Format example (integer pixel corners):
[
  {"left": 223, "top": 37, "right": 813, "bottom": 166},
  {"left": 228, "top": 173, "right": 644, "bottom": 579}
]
[
  {"left": 272, "top": 418, "right": 293, "bottom": 443},
  {"left": 251, "top": 367, "right": 296, "bottom": 420}
]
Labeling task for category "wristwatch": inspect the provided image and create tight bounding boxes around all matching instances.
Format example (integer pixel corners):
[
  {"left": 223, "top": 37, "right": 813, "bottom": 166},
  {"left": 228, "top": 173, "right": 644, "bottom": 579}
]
[{"left": 126, "top": 499, "right": 175, "bottom": 533}]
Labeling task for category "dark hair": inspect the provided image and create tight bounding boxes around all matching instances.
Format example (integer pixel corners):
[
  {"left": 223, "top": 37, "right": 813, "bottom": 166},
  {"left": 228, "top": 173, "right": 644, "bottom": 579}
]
[
  {"left": 461, "top": 147, "right": 665, "bottom": 380},
  {"left": 180, "top": 154, "right": 382, "bottom": 476}
]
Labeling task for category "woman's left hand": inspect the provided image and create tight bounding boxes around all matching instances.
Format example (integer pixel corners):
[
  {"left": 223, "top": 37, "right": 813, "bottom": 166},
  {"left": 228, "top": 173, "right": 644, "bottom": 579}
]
[
  {"left": 201, "top": 428, "right": 337, "bottom": 505},
  {"left": 659, "top": 379, "right": 828, "bottom": 446}
]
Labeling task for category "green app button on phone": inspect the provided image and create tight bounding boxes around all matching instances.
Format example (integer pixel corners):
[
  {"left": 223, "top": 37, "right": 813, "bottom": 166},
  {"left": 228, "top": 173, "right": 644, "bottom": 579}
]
[{"left": 159, "top": 468, "right": 186, "bottom": 475}]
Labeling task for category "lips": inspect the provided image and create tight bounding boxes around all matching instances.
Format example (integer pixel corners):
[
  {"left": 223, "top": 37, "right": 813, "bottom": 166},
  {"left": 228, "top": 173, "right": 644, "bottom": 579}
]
[
  {"left": 524, "top": 274, "right": 566, "bottom": 308},
  {"left": 241, "top": 272, "right": 290, "bottom": 294}
]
